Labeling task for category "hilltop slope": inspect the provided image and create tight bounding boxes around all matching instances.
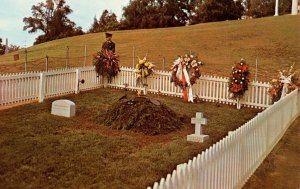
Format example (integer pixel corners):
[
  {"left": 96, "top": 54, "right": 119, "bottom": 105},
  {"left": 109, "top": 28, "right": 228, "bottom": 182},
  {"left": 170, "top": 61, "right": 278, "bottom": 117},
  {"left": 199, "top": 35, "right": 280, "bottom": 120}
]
[{"left": 0, "top": 15, "right": 299, "bottom": 80}]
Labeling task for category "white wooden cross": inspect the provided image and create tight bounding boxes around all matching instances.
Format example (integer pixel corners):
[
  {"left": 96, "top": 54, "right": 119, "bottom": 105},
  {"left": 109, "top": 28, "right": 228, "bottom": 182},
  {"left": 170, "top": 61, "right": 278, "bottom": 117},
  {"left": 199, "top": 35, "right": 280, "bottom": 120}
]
[
  {"left": 187, "top": 112, "right": 209, "bottom": 143},
  {"left": 279, "top": 72, "right": 294, "bottom": 99},
  {"left": 191, "top": 112, "right": 207, "bottom": 135}
]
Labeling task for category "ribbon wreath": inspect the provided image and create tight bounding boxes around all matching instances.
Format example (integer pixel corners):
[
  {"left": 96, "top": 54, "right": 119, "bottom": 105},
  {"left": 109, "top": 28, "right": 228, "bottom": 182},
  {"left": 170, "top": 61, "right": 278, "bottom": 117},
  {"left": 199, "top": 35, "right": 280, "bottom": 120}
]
[{"left": 171, "top": 55, "right": 202, "bottom": 102}]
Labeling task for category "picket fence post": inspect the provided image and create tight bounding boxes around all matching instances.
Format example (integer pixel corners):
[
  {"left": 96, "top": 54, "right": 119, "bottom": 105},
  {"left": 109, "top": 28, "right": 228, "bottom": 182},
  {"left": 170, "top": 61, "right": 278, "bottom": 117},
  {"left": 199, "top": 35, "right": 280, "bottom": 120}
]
[
  {"left": 75, "top": 68, "right": 81, "bottom": 94},
  {"left": 103, "top": 77, "right": 108, "bottom": 88},
  {"left": 38, "top": 72, "right": 45, "bottom": 102},
  {"left": 237, "top": 98, "right": 241, "bottom": 109}
]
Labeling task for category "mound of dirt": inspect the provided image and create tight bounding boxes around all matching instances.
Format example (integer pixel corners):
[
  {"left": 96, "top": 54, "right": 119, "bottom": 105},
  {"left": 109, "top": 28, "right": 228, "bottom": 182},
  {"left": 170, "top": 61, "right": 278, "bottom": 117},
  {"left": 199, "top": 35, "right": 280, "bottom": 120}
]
[{"left": 103, "top": 96, "right": 184, "bottom": 135}]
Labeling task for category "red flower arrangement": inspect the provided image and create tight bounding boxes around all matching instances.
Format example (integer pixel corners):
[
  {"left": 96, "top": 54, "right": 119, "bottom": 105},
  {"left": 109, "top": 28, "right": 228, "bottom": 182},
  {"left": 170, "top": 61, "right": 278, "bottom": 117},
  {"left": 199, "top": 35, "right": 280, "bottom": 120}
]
[
  {"left": 269, "top": 79, "right": 283, "bottom": 103},
  {"left": 229, "top": 59, "right": 250, "bottom": 99},
  {"left": 93, "top": 50, "right": 120, "bottom": 82}
]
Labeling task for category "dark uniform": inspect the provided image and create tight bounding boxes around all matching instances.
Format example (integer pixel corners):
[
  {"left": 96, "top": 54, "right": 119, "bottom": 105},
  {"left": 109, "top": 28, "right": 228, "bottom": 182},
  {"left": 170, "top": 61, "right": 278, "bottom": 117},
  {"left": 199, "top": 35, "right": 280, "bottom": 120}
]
[
  {"left": 102, "top": 32, "right": 115, "bottom": 53},
  {"left": 95, "top": 32, "right": 119, "bottom": 80},
  {"left": 102, "top": 40, "right": 115, "bottom": 53}
]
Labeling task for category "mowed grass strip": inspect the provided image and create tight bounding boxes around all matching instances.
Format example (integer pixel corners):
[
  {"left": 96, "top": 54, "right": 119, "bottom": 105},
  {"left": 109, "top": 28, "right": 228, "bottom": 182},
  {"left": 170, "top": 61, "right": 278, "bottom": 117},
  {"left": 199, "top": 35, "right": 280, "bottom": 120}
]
[
  {"left": 0, "top": 88, "right": 260, "bottom": 188},
  {"left": 0, "top": 15, "right": 299, "bottom": 80}
]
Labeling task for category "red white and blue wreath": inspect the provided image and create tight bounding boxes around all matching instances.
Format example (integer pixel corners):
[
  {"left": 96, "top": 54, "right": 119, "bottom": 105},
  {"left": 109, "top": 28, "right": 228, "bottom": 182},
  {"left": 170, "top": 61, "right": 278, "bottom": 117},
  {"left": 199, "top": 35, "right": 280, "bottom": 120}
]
[
  {"left": 171, "top": 54, "right": 203, "bottom": 102},
  {"left": 93, "top": 50, "right": 120, "bottom": 82}
]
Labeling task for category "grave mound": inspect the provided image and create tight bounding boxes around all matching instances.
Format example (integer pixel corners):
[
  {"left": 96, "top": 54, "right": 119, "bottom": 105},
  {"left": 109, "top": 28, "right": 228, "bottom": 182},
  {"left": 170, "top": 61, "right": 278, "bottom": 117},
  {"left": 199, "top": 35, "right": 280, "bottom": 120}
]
[{"left": 103, "top": 96, "right": 184, "bottom": 135}]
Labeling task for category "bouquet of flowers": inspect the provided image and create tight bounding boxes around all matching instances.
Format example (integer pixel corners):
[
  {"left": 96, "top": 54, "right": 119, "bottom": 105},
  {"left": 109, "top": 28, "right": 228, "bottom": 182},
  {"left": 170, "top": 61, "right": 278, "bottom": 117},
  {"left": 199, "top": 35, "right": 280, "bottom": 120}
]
[
  {"left": 93, "top": 50, "right": 120, "bottom": 82},
  {"left": 229, "top": 59, "right": 250, "bottom": 99},
  {"left": 136, "top": 56, "right": 155, "bottom": 79},
  {"left": 171, "top": 54, "right": 203, "bottom": 102},
  {"left": 269, "top": 79, "right": 283, "bottom": 103},
  {"left": 269, "top": 64, "right": 299, "bottom": 103}
]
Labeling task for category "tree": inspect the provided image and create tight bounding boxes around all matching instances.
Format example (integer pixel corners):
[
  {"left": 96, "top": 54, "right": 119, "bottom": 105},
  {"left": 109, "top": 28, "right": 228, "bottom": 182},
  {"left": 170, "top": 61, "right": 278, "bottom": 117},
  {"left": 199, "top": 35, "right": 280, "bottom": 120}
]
[
  {"left": 88, "top": 10, "right": 119, "bottom": 33},
  {"left": 0, "top": 38, "right": 5, "bottom": 55},
  {"left": 0, "top": 38, "right": 20, "bottom": 55},
  {"left": 121, "top": 0, "right": 160, "bottom": 29},
  {"left": 245, "top": 0, "right": 274, "bottom": 17},
  {"left": 279, "top": 0, "right": 292, "bottom": 15},
  {"left": 121, "top": 0, "right": 195, "bottom": 29},
  {"left": 8, "top": 45, "right": 20, "bottom": 53},
  {"left": 23, "top": 0, "right": 83, "bottom": 45},
  {"left": 89, "top": 16, "right": 101, "bottom": 33},
  {"left": 191, "top": 0, "right": 244, "bottom": 24},
  {"left": 245, "top": 0, "right": 292, "bottom": 17},
  {"left": 164, "top": 0, "right": 195, "bottom": 26}
]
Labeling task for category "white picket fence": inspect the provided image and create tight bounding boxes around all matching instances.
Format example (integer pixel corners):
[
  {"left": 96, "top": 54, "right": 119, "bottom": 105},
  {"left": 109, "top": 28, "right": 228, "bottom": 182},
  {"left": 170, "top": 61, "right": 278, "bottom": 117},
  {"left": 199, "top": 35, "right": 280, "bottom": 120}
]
[
  {"left": 148, "top": 88, "right": 300, "bottom": 189},
  {"left": 0, "top": 67, "right": 103, "bottom": 105},
  {"left": 0, "top": 66, "right": 271, "bottom": 109},
  {"left": 109, "top": 67, "right": 271, "bottom": 109}
]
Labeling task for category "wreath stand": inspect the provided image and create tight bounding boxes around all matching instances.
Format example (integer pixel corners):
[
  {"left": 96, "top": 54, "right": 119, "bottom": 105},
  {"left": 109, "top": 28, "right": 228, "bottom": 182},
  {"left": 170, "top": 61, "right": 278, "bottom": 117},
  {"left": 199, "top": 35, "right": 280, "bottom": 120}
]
[{"left": 236, "top": 98, "right": 241, "bottom": 109}]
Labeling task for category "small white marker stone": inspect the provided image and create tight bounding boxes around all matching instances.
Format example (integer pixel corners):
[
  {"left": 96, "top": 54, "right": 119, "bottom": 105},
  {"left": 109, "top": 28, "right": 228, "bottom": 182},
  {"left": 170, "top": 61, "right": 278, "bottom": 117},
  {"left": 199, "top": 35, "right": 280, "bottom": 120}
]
[{"left": 51, "top": 99, "right": 75, "bottom": 118}]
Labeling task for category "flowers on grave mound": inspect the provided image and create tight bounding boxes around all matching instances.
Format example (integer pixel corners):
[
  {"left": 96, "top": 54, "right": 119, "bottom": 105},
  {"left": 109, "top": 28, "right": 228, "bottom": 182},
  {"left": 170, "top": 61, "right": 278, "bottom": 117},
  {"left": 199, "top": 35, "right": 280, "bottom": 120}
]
[
  {"left": 228, "top": 59, "right": 250, "bottom": 99},
  {"left": 171, "top": 54, "right": 203, "bottom": 102},
  {"left": 93, "top": 50, "right": 120, "bottom": 81},
  {"left": 269, "top": 65, "right": 299, "bottom": 103},
  {"left": 135, "top": 56, "right": 155, "bottom": 79}
]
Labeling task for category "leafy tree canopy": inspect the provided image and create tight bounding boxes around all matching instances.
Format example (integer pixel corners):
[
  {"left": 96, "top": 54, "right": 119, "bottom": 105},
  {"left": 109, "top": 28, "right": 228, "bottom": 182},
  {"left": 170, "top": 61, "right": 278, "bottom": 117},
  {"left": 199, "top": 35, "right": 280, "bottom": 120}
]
[{"left": 23, "top": 0, "right": 84, "bottom": 45}]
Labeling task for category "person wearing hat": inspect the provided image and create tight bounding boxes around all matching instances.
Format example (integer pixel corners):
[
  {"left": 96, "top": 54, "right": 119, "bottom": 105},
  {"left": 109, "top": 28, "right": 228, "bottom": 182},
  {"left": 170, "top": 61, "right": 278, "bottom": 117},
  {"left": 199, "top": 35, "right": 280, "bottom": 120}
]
[{"left": 102, "top": 32, "right": 115, "bottom": 53}]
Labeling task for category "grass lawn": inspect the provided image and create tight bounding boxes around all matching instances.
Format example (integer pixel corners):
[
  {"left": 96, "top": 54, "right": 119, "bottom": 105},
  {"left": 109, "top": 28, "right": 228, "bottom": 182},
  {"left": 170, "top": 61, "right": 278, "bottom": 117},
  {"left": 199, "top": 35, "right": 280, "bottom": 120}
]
[
  {"left": 243, "top": 117, "right": 300, "bottom": 189},
  {"left": 0, "top": 88, "right": 260, "bottom": 189},
  {"left": 0, "top": 15, "right": 299, "bottom": 81}
]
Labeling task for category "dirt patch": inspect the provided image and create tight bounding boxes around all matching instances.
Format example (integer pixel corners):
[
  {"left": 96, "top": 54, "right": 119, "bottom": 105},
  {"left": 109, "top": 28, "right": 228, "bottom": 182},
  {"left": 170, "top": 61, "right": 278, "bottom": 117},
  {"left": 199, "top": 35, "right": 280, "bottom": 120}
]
[{"left": 100, "top": 96, "right": 185, "bottom": 135}]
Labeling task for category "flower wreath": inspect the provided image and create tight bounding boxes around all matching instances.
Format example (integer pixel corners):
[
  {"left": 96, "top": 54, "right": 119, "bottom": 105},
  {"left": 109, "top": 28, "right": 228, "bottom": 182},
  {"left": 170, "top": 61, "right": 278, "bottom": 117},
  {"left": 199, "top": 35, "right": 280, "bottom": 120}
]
[
  {"left": 135, "top": 57, "right": 155, "bottom": 79},
  {"left": 229, "top": 59, "right": 250, "bottom": 99},
  {"left": 269, "top": 65, "right": 299, "bottom": 103},
  {"left": 171, "top": 54, "right": 202, "bottom": 89},
  {"left": 93, "top": 50, "right": 120, "bottom": 82}
]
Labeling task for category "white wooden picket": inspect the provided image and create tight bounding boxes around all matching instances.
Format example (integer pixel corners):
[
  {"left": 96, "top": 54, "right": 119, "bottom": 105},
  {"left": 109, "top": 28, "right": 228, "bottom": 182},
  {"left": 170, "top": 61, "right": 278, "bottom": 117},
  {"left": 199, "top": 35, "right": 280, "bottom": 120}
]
[
  {"left": 148, "top": 89, "right": 300, "bottom": 189},
  {"left": 0, "top": 72, "right": 40, "bottom": 105},
  {"left": 44, "top": 69, "right": 77, "bottom": 98},
  {"left": 0, "top": 66, "right": 271, "bottom": 109}
]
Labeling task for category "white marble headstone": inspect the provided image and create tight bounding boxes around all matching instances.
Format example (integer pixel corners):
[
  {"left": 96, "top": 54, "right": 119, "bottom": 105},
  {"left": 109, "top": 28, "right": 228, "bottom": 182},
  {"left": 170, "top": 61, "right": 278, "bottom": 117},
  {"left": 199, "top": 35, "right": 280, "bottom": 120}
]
[{"left": 51, "top": 99, "right": 75, "bottom": 118}]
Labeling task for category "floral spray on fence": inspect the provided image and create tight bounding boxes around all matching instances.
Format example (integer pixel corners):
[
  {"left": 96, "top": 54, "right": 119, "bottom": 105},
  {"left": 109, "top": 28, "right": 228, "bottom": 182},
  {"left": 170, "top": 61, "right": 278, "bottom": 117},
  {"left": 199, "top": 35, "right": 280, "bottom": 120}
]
[
  {"left": 228, "top": 59, "right": 250, "bottom": 109},
  {"left": 269, "top": 64, "right": 299, "bottom": 103},
  {"left": 135, "top": 56, "right": 155, "bottom": 95}
]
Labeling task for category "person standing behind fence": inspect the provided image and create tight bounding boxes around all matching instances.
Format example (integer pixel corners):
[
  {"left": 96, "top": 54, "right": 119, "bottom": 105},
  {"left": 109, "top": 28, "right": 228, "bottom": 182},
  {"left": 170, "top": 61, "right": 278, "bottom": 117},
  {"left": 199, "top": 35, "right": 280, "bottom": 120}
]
[
  {"left": 94, "top": 32, "right": 120, "bottom": 81},
  {"left": 102, "top": 32, "right": 115, "bottom": 53}
]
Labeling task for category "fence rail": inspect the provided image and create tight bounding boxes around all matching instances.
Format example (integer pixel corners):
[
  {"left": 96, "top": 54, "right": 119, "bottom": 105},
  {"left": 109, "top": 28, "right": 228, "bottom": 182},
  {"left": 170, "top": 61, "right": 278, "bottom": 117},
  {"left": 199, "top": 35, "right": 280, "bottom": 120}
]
[
  {"left": 1, "top": 66, "right": 271, "bottom": 108},
  {"left": 148, "top": 89, "right": 300, "bottom": 189},
  {"left": 107, "top": 67, "right": 271, "bottom": 109}
]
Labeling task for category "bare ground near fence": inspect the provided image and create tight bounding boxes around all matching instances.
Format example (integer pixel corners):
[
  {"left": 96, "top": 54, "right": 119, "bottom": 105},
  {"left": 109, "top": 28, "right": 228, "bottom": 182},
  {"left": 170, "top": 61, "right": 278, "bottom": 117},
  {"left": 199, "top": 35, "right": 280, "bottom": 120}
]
[{"left": 243, "top": 116, "right": 300, "bottom": 189}]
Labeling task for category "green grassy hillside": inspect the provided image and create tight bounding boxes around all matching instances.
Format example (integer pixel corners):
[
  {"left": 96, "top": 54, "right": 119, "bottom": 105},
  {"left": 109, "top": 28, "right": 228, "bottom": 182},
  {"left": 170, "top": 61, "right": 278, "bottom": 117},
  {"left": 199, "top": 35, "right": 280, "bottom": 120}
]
[{"left": 0, "top": 15, "right": 299, "bottom": 81}]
